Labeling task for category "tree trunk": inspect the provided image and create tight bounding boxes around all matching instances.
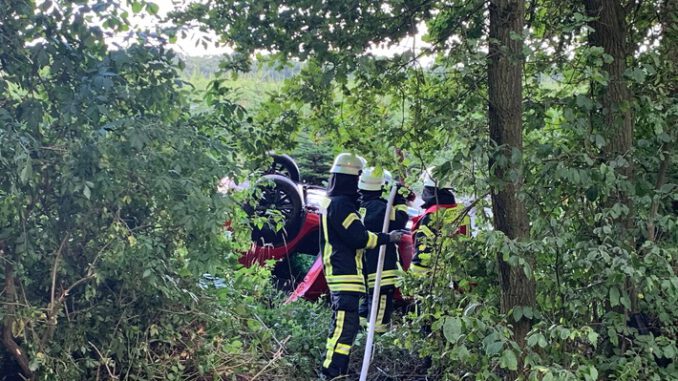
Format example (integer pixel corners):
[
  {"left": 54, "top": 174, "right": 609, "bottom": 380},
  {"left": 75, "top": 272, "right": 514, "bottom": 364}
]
[
  {"left": 585, "top": 0, "right": 638, "bottom": 318},
  {"left": 1, "top": 243, "right": 34, "bottom": 379},
  {"left": 584, "top": 0, "right": 635, "bottom": 231},
  {"left": 488, "top": 0, "right": 535, "bottom": 354},
  {"left": 660, "top": 0, "right": 677, "bottom": 72}
]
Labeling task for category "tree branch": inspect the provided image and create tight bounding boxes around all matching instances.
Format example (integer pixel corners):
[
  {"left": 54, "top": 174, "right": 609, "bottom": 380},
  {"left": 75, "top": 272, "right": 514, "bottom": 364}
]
[
  {"left": 41, "top": 234, "right": 70, "bottom": 350},
  {"left": 646, "top": 148, "right": 670, "bottom": 242}
]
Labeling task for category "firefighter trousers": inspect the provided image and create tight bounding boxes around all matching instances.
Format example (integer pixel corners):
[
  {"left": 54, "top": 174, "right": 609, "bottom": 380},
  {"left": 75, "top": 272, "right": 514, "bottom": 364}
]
[
  {"left": 359, "top": 286, "right": 395, "bottom": 333},
  {"left": 322, "top": 292, "right": 361, "bottom": 378}
]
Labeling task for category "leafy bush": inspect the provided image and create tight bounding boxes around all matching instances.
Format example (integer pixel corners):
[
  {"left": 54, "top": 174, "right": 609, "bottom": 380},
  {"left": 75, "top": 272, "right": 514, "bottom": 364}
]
[{"left": 0, "top": 3, "right": 328, "bottom": 380}]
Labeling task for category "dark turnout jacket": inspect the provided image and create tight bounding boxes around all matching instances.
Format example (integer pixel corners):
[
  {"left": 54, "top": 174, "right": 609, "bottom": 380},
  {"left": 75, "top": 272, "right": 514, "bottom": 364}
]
[
  {"left": 359, "top": 190, "right": 409, "bottom": 289},
  {"left": 321, "top": 178, "right": 390, "bottom": 293}
]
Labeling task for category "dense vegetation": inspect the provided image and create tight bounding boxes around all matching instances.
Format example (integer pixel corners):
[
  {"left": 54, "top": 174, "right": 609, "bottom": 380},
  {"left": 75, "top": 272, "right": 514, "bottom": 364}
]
[{"left": 1, "top": 1, "right": 676, "bottom": 381}]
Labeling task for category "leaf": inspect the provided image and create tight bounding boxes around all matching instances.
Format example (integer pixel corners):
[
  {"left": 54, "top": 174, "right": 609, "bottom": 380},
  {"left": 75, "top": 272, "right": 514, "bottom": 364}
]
[
  {"left": 586, "top": 186, "right": 599, "bottom": 201},
  {"left": 522, "top": 306, "right": 534, "bottom": 319},
  {"left": 500, "top": 349, "right": 518, "bottom": 371},
  {"left": 625, "top": 68, "right": 646, "bottom": 84},
  {"left": 609, "top": 287, "right": 620, "bottom": 307},
  {"left": 590, "top": 366, "right": 598, "bottom": 380},
  {"left": 658, "top": 183, "right": 676, "bottom": 194},
  {"left": 142, "top": 269, "right": 152, "bottom": 278},
  {"left": 620, "top": 295, "right": 631, "bottom": 309},
  {"left": 443, "top": 317, "right": 462, "bottom": 344},
  {"left": 20, "top": 162, "right": 32, "bottom": 184},
  {"left": 483, "top": 334, "right": 503, "bottom": 356},
  {"left": 527, "top": 333, "right": 539, "bottom": 347},
  {"left": 576, "top": 95, "right": 593, "bottom": 110},
  {"left": 594, "top": 134, "right": 605, "bottom": 148},
  {"left": 146, "top": 2, "right": 159, "bottom": 15},
  {"left": 132, "top": 1, "right": 144, "bottom": 13},
  {"left": 83, "top": 185, "right": 91, "bottom": 200},
  {"left": 587, "top": 329, "right": 599, "bottom": 347}
]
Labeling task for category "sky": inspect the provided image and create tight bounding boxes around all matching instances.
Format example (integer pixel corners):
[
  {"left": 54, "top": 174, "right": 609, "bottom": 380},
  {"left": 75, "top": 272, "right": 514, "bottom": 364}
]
[
  {"left": 106, "top": 0, "right": 430, "bottom": 59},
  {"left": 103, "top": 0, "right": 231, "bottom": 56}
]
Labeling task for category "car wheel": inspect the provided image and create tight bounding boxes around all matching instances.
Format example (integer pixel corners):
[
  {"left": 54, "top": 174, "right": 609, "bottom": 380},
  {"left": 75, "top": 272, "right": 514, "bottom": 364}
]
[
  {"left": 267, "top": 154, "right": 301, "bottom": 183},
  {"left": 244, "top": 174, "right": 305, "bottom": 245}
]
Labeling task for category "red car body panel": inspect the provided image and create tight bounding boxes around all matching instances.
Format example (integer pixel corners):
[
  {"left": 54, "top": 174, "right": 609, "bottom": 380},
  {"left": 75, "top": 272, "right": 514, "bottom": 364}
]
[
  {"left": 238, "top": 212, "right": 321, "bottom": 267},
  {"left": 238, "top": 210, "right": 416, "bottom": 302},
  {"left": 286, "top": 255, "right": 326, "bottom": 302}
]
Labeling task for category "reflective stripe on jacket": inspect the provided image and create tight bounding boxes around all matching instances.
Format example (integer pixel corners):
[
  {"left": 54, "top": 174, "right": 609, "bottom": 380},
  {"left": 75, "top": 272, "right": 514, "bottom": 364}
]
[{"left": 321, "top": 195, "right": 389, "bottom": 293}]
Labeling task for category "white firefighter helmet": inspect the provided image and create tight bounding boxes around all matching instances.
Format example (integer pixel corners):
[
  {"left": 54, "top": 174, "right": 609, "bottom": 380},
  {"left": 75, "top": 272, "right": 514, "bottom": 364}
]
[
  {"left": 330, "top": 153, "right": 364, "bottom": 176},
  {"left": 358, "top": 167, "right": 385, "bottom": 191}
]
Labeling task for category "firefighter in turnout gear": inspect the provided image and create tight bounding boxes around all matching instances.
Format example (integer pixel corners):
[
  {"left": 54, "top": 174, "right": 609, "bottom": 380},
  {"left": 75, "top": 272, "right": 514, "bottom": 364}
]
[
  {"left": 357, "top": 167, "right": 409, "bottom": 332},
  {"left": 411, "top": 167, "right": 471, "bottom": 276},
  {"left": 320, "top": 154, "right": 405, "bottom": 379}
]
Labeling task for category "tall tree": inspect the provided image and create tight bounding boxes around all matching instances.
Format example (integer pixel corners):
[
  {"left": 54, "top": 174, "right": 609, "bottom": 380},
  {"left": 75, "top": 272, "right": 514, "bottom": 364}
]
[
  {"left": 488, "top": 0, "right": 534, "bottom": 349},
  {"left": 584, "top": 0, "right": 635, "bottom": 233}
]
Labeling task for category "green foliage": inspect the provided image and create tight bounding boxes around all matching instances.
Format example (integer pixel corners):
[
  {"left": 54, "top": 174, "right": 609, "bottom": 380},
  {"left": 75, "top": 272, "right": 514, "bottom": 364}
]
[
  {"left": 175, "top": 0, "right": 678, "bottom": 379},
  {"left": 1, "top": 0, "right": 676, "bottom": 380},
  {"left": 0, "top": 2, "right": 327, "bottom": 380}
]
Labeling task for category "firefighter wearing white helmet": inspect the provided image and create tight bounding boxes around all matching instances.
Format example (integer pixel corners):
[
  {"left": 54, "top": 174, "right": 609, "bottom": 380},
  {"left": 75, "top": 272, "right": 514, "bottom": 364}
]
[
  {"left": 356, "top": 167, "right": 409, "bottom": 333},
  {"left": 320, "top": 157, "right": 404, "bottom": 378},
  {"left": 330, "top": 152, "right": 364, "bottom": 175},
  {"left": 411, "top": 166, "right": 471, "bottom": 275},
  {"left": 358, "top": 167, "right": 384, "bottom": 191}
]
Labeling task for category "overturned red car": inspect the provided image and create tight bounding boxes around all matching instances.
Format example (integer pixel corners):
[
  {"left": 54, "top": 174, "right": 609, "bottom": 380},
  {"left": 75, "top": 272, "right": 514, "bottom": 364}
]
[{"left": 237, "top": 154, "right": 416, "bottom": 302}]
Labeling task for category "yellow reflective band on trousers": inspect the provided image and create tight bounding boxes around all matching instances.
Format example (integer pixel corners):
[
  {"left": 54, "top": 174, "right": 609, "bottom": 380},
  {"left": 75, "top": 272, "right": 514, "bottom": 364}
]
[
  {"left": 335, "top": 343, "right": 351, "bottom": 355},
  {"left": 322, "top": 213, "right": 333, "bottom": 276},
  {"left": 342, "top": 213, "right": 360, "bottom": 229},
  {"left": 375, "top": 294, "right": 387, "bottom": 333},
  {"left": 323, "top": 310, "right": 345, "bottom": 368},
  {"left": 366, "top": 232, "right": 378, "bottom": 249}
]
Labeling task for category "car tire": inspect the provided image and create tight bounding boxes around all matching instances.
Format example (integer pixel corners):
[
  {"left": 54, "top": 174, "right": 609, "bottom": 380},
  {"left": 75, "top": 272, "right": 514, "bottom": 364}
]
[
  {"left": 244, "top": 174, "right": 305, "bottom": 246},
  {"left": 267, "top": 154, "right": 301, "bottom": 183}
]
